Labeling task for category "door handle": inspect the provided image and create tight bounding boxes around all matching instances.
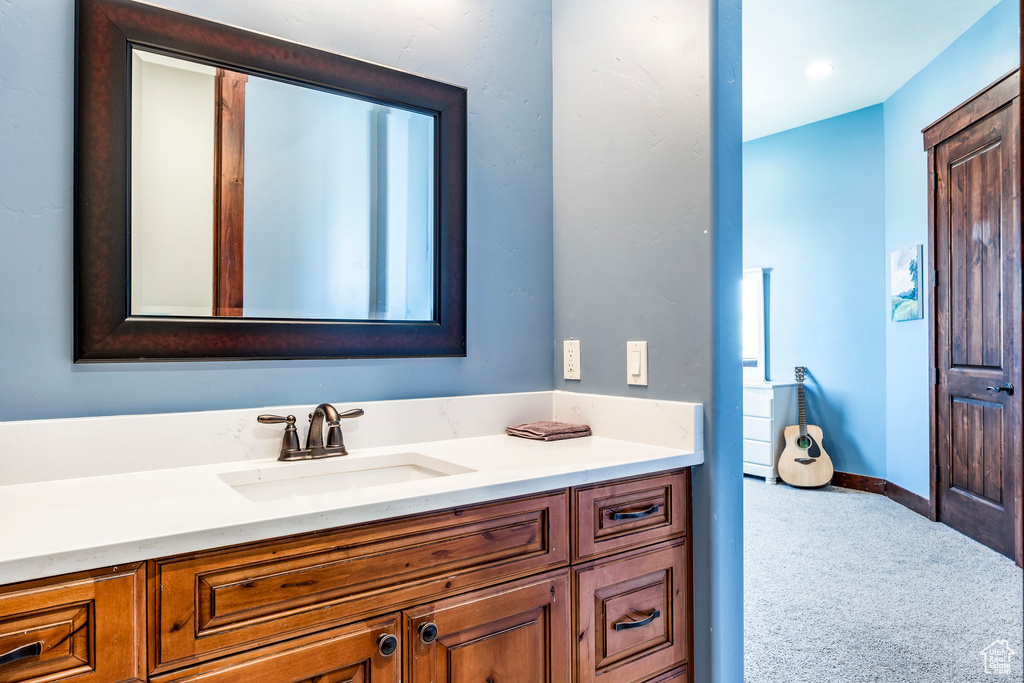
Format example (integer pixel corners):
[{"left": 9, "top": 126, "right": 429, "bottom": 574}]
[
  {"left": 0, "top": 642, "right": 42, "bottom": 669},
  {"left": 612, "top": 609, "right": 661, "bottom": 631},
  {"left": 986, "top": 383, "right": 1014, "bottom": 396}
]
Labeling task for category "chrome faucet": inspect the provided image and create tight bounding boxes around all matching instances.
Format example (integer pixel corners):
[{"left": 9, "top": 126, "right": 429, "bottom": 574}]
[{"left": 258, "top": 404, "right": 364, "bottom": 461}]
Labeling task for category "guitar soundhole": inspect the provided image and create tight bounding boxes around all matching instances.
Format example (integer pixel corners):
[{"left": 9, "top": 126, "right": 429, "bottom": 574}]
[{"left": 796, "top": 435, "right": 812, "bottom": 450}]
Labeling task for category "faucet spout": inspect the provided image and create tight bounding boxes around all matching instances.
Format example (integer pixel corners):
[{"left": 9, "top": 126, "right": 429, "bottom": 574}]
[
  {"left": 303, "top": 403, "right": 365, "bottom": 458},
  {"left": 306, "top": 403, "right": 341, "bottom": 451}
]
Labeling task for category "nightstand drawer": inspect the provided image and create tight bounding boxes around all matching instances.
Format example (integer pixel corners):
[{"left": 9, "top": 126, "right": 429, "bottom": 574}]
[
  {"left": 743, "top": 416, "right": 773, "bottom": 441},
  {"left": 574, "top": 541, "right": 688, "bottom": 683},
  {"left": 743, "top": 438, "right": 775, "bottom": 466},
  {"left": 572, "top": 471, "right": 687, "bottom": 562},
  {"left": 0, "top": 565, "right": 145, "bottom": 683},
  {"left": 744, "top": 394, "right": 773, "bottom": 418}
]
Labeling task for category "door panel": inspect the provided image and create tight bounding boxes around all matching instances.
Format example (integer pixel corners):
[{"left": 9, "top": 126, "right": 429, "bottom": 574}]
[
  {"left": 949, "top": 398, "right": 1003, "bottom": 504},
  {"left": 934, "top": 95, "right": 1021, "bottom": 562},
  {"left": 404, "top": 570, "right": 571, "bottom": 683}
]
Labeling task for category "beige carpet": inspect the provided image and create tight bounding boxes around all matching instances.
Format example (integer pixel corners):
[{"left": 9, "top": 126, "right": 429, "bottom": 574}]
[{"left": 744, "top": 478, "right": 1023, "bottom": 682}]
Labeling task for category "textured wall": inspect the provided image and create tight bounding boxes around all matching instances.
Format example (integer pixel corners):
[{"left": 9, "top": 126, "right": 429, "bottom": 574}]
[
  {"left": 552, "top": 0, "right": 713, "bottom": 400},
  {"left": 0, "top": 0, "right": 554, "bottom": 420},
  {"left": 552, "top": 0, "right": 743, "bottom": 680},
  {"left": 883, "top": 0, "right": 1019, "bottom": 497},
  {"left": 743, "top": 105, "right": 888, "bottom": 479}
]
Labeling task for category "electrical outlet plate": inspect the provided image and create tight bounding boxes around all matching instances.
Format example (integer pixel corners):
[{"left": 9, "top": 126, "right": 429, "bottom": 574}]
[
  {"left": 563, "top": 340, "right": 581, "bottom": 380},
  {"left": 627, "top": 341, "right": 648, "bottom": 386}
]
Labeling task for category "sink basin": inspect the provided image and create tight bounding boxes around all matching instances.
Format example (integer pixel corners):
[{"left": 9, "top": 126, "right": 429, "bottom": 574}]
[{"left": 219, "top": 452, "right": 476, "bottom": 502}]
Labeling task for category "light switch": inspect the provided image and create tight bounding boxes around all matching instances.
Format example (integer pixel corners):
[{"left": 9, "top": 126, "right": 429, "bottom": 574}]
[
  {"left": 627, "top": 341, "right": 648, "bottom": 386},
  {"left": 630, "top": 350, "right": 641, "bottom": 375}
]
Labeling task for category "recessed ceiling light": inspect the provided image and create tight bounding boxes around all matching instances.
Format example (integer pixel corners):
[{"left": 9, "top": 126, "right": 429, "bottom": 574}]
[{"left": 806, "top": 61, "right": 835, "bottom": 80}]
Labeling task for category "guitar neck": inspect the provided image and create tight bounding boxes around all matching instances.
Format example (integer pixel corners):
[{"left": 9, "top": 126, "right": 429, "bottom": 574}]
[{"left": 798, "top": 382, "right": 807, "bottom": 437}]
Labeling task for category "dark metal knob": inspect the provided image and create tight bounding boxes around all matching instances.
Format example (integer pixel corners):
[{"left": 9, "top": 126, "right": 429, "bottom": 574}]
[
  {"left": 418, "top": 622, "right": 439, "bottom": 644},
  {"left": 986, "top": 383, "right": 1014, "bottom": 396},
  {"left": 377, "top": 634, "right": 398, "bottom": 657}
]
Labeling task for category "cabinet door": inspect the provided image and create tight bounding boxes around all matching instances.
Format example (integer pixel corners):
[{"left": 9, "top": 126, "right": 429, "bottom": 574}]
[
  {"left": 150, "top": 614, "right": 400, "bottom": 683},
  {"left": 404, "top": 570, "right": 570, "bottom": 683}
]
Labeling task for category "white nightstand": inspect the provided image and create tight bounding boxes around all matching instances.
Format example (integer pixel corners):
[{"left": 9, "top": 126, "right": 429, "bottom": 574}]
[{"left": 743, "top": 382, "right": 797, "bottom": 484}]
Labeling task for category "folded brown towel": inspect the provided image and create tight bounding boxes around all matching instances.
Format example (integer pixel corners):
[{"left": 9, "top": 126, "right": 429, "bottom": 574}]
[{"left": 506, "top": 421, "right": 592, "bottom": 441}]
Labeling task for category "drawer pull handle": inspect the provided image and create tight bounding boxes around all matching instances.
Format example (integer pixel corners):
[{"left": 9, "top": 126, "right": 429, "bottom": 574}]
[
  {"left": 0, "top": 642, "right": 42, "bottom": 669},
  {"left": 377, "top": 634, "right": 398, "bottom": 657},
  {"left": 613, "top": 609, "right": 661, "bottom": 631},
  {"left": 612, "top": 504, "right": 659, "bottom": 521}
]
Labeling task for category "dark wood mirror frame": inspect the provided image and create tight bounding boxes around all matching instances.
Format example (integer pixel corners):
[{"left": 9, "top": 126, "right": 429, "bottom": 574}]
[{"left": 75, "top": 0, "right": 466, "bottom": 362}]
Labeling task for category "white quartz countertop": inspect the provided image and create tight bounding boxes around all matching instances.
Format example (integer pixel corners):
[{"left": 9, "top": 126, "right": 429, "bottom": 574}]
[{"left": 0, "top": 433, "right": 701, "bottom": 585}]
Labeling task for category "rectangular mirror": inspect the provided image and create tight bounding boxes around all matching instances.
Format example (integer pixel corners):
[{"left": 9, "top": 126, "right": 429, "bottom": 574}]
[{"left": 76, "top": 0, "right": 466, "bottom": 361}]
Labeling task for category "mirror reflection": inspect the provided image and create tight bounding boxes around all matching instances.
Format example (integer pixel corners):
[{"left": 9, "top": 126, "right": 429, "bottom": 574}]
[{"left": 129, "top": 49, "right": 436, "bottom": 321}]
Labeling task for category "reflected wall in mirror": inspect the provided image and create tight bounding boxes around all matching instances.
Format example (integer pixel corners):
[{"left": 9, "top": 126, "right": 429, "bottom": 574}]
[
  {"left": 742, "top": 267, "right": 769, "bottom": 383},
  {"left": 76, "top": 0, "right": 466, "bottom": 361},
  {"left": 130, "top": 50, "right": 435, "bottom": 322}
]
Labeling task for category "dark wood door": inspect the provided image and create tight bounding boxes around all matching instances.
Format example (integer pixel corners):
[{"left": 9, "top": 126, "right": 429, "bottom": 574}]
[
  {"left": 404, "top": 570, "right": 571, "bottom": 683},
  {"left": 933, "top": 87, "right": 1022, "bottom": 563}
]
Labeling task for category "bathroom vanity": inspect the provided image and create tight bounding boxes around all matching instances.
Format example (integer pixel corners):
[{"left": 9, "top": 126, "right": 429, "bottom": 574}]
[
  {"left": 0, "top": 471, "right": 690, "bottom": 683},
  {"left": 0, "top": 392, "right": 703, "bottom": 683}
]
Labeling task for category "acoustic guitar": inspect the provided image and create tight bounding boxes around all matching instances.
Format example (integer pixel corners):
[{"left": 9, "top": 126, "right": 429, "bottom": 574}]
[{"left": 778, "top": 366, "right": 834, "bottom": 488}]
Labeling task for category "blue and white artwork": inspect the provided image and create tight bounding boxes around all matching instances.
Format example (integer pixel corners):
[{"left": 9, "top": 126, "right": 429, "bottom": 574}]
[{"left": 890, "top": 244, "right": 923, "bottom": 322}]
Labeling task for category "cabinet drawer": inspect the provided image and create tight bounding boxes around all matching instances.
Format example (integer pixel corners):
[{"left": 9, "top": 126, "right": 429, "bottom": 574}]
[
  {"left": 743, "top": 439, "right": 775, "bottom": 467},
  {"left": 151, "top": 491, "right": 568, "bottom": 672},
  {"left": 742, "top": 416, "right": 773, "bottom": 442},
  {"left": 574, "top": 541, "right": 688, "bottom": 683},
  {"left": 645, "top": 666, "right": 688, "bottom": 682},
  {"left": 744, "top": 394, "right": 773, "bottom": 418},
  {"left": 151, "top": 615, "right": 400, "bottom": 683},
  {"left": 0, "top": 564, "right": 145, "bottom": 683},
  {"left": 572, "top": 471, "right": 687, "bottom": 562}
]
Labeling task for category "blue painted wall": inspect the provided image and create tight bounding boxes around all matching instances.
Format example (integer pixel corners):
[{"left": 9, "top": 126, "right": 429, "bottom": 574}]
[
  {"left": 0, "top": 0, "right": 554, "bottom": 421},
  {"left": 552, "top": 0, "right": 744, "bottom": 678},
  {"left": 743, "top": 106, "right": 888, "bottom": 479},
  {"left": 883, "top": 0, "right": 1020, "bottom": 497}
]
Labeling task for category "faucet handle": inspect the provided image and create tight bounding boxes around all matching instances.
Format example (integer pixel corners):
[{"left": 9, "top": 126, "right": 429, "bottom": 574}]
[
  {"left": 257, "top": 414, "right": 302, "bottom": 455},
  {"left": 258, "top": 414, "right": 295, "bottom": 425},
  {"left": 325, "top": 409, "right": 363, "bottom": 449}
]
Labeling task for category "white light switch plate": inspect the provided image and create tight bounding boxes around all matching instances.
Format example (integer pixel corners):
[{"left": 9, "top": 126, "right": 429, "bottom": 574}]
[
  {"left": 627, "top": 341, "right": 648, "bottom": 386},
  {"left": 564, "top": 340, "right": 581, "bottom": 380}
]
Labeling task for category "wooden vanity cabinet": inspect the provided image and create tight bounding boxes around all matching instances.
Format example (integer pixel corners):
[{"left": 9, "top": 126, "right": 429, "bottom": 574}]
[{"left": 0, "top": 468, "right": 692, "bottom": 683}]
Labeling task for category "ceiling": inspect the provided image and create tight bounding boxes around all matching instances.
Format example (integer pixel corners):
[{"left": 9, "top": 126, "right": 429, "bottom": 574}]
[{"left": 743, "top": 0, "right": 1004, "bottom": 141}]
